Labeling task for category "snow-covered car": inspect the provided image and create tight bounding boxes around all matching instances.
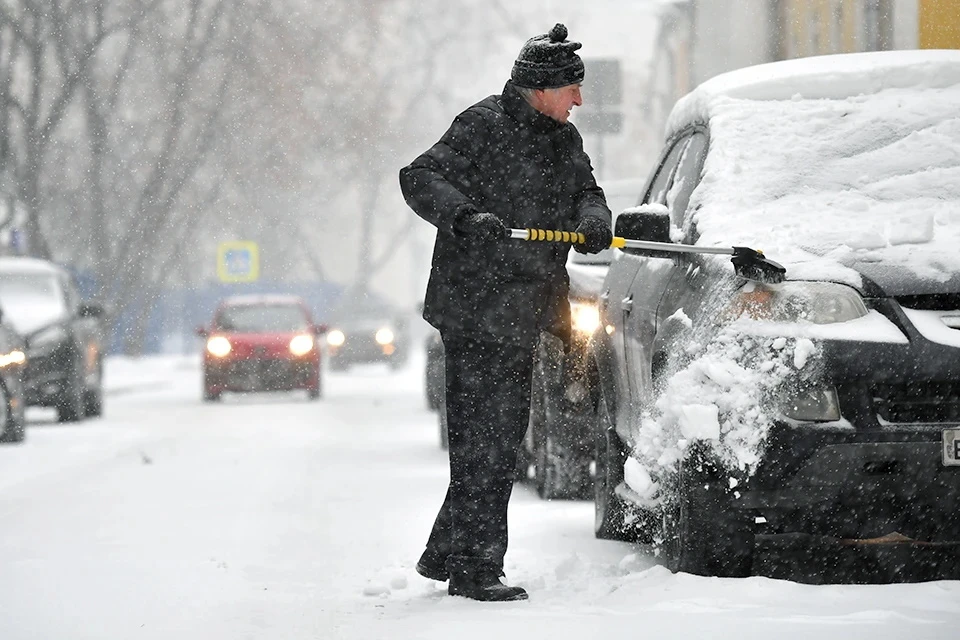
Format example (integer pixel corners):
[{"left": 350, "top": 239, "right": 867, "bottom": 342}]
[
  {"left": 198, "top": 295, "right": 324, "bottom": 401},
  {"left": 523, "top": 178, "right": 645, "bottom": 499},
  {"left": 592, "top": 50, "right": 960, "bottom": 578},
  {"left": 0, "top": 308, "right": 26, "bottom": 443},
  {"left": 0, "top": 257, "right": 105, "bottom": 422}
]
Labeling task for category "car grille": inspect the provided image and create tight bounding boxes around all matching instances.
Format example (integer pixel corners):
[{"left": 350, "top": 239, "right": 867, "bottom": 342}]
[
  {"left": 873, "top": 381, "right": 960, "bottom": 423},
  {"left": 895, "top": 293, "right": 960, "bottom": 312}
]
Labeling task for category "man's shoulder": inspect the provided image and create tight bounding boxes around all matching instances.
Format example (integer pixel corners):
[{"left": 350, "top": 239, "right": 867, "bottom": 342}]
[{"left": 458, "top": 94, "right": 505, "bottom": 122}]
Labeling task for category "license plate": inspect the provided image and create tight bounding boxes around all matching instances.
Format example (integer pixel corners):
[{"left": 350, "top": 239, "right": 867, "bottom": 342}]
[{"left": 943, "top": 428, "right": 960, "bottom": 467}]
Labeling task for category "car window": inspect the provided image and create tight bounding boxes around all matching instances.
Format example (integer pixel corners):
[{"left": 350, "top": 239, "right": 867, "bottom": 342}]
[
  {"left": 216, "top": 304, "right": 310, "bottom": 332},
  {"left": 643, "top": 137, "right": 690, "bottom": 206},
  {"left": 665, "top": 131, "right": 709, "bottom": 229}
]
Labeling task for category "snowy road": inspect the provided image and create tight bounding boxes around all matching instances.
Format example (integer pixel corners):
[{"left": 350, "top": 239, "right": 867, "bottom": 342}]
[{"left": 0, "top": 354, "right": 957, "bottom": 640}]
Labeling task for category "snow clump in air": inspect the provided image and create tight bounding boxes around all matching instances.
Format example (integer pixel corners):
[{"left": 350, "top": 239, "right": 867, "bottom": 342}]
[{"left": 624, "top": 325, "right": 821, "bottom": 506}]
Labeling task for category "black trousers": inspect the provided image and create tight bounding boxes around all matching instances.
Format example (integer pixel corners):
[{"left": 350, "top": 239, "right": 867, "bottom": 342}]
[{"left": 424, "top": 332, "right": 535, "bottom": 573}]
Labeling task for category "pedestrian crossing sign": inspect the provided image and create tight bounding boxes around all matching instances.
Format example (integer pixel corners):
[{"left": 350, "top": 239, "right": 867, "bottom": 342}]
[{"left": 217, "top": 241, "right": 260, "bottom": 283}]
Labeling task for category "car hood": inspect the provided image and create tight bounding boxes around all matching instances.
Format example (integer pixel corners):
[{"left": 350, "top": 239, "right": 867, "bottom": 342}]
[
  {"left": 568, "top": 262, "right": 608, "bottom": 301},
  {"left": 220, "top": 332, "right": 307, "bottom": 345},
  {"left": 3, "top": 299, "right": 67, "bottom": 335},
  {"left": 835, "top": 256, "right": 960, "bottom": 297}
]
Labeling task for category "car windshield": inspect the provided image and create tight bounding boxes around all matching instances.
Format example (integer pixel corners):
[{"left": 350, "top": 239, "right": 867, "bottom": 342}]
[
  {"left": 0, "top": 272, "right": 67, "bottom": 333},
  {"left": 215, "top": 304, "right": 309, "bottom": 333}
]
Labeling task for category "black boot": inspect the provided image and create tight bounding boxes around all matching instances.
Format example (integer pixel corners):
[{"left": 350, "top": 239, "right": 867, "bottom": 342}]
[
  {"left": 416, "top": 550, "right": 506, "bottom": 582},
  {"left": 448, "top": 566, "right": 528, "bottom": 602},
  {"left": 415, "top": 550, "right": 448, "bottom": 582}
]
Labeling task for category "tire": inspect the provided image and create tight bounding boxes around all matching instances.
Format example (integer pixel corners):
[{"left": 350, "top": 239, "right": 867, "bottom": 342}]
[
  {"left": 0, "top": 383, "right": 23, "bottom": 444},
  {"left": 57, "top": 358, "right": 86, "bottom": 423},
  {"left": 83, "top": 358, "right": 104, "bottom": 417},
  {"left": 660, "top": 450, "right": 754, "bottom": 577},
  {"left": 593, "top": 394, "right": 639, "bottom": 541},
  {"left": 307, "top": 367, "right": 322, "bottom": 400},
  {"left": 203, "top": 388, "right": 222, "bottom": 402},
  {"left": 532, "top": 369, "right": 592, "bottom": 500}
]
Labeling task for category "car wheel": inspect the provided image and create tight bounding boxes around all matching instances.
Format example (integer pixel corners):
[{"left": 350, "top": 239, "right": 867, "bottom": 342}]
[
  {"left": 307, "top": 376, "right": 321, "bottom": 400},
  {"left": 84, "top": 360, "right": 104, "bottom": 417},
  {"left": 57, "top": 358, "right": 86, "bottom": 423},
  {"left": 660, "top": 449, "right": 754, "bottom": 577},
  {"left": 533, "top": 369, "right": 592, "bottom": 500},
  {"left": 0, "top": 383, "right": 24, "bottom": 444},
  {"left": 593, "top": 394, "right": 640, "bottom": 541},
  {"left": 203, "top": 388, "right": 222, "bottom": 402}
]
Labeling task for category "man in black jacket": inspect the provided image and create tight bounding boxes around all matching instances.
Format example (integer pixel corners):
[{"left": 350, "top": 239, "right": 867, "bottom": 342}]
[{"left": 399, "top": 23, "right": 612, "bottom": 602}]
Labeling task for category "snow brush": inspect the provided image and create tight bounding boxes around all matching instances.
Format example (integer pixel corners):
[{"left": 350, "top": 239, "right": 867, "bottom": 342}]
[{"left": 508, "top": 228, "right": 786, "bottom": 285}]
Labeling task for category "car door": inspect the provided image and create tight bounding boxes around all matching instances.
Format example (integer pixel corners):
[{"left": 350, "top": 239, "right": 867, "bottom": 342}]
[
  {"left": 622, "top": 130, "right": 709, "bottom": 421},
  {"left": 601, "top": 136, "right": 690, "bottom": 435}
]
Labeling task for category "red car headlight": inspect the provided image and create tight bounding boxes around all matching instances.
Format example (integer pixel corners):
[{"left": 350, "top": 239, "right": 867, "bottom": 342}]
[{"left": 289, "top": 334, "right": 315, "bottom": 356}]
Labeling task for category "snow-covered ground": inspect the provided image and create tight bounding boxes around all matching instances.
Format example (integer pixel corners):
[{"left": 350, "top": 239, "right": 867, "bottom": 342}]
[{"left": 0, "top": 352, "right": 956, "bottom": 640}]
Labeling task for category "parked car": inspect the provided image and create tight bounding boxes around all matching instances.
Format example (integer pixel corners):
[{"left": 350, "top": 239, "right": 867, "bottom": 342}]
[
  {"left": 592, "top": 50, "right": 960, "bottom": 578},
  {"left": 0, "top": 307, "right": 26, "bottom": 443},
  {"left": 0, "top": 258, "right": 105, "bottom": 422},
  {"left": 198, "top": 294, "right": 324, "bottom": 401},
  {"left": 523, "top": 178, "right": 646, "bottom": 499},
  {"left": 324, "top": 295, "right": 408, "bottom": 371}
]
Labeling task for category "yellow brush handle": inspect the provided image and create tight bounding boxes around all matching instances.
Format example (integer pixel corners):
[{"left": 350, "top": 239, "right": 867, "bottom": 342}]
[{"left": 511, "top": 228, "right": 624, "bottom": 249}]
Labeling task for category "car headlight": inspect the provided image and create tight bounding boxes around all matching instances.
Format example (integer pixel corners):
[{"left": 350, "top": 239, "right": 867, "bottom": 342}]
[
  {"left": 206, "top": 336, "right": 232, "bottom": 358},
  {"left": 326, "top": 329, "right": 345, "bottom": 347},
  {"left": 571, "top": 301, "right": 601, "bottom": 334},
  {"left": 289, "top": 334, "right": 315, "bottom": 356},
  {"left": 0, "top": 350, "right": 25, "bottom": 368},
  {"left": 781, "top": 386, "right": 841, "bottom": 422},
  {"left": 724, "top": 281, "right": 868, "bottom": 324},
  {"left": 375, "top": 328, "right": 394, "bottom": 345},
  {"left": 28, "top": 325, "right": 69, "bottom": 355}
]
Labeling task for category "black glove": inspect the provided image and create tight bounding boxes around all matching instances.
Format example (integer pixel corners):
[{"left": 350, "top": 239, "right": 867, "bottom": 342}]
[
  {"left": 454, "top": 210, "right": 507, "bottom": 243},
  {"left": 574, "top": 216, "right": 613, "bottom": 254}
]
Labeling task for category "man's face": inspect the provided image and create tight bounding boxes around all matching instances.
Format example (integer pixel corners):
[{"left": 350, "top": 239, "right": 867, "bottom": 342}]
[{"left": 534, "top": 84, "right": 582, "bottom": 123}]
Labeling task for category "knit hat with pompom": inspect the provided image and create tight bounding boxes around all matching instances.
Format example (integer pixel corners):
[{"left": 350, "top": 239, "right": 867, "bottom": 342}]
[{"left": 511, "top": 24, "right": 585, "bottom": 89}]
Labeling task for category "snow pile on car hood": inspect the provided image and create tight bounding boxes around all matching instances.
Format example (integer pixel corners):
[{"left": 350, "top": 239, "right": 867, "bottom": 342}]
[
  {"left": 624, "top": 324, "right": 821, "bottom": 506},
  {"left": 673, "top": 51, "right": 960, "bottom": 290}
]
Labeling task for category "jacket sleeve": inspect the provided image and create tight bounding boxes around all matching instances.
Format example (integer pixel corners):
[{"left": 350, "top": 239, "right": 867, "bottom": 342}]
[
  {"left": 398, "top": 107, "right": 492, "bottom": 237},
  {"left": 569, "top": 126, "right": 612, "bottom": 228}
]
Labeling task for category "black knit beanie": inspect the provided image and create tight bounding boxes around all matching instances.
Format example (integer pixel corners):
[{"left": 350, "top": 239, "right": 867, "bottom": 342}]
[{"left": 511, "top": 23, "right": 585, "bottom": 89}]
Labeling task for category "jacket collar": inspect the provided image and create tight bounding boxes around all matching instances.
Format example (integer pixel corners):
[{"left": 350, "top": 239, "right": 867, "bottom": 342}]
[{"left": 501, "top": 81, "right": 565, "bottom": 134}]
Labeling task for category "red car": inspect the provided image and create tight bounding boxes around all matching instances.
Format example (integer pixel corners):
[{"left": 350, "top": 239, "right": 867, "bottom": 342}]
[{"left": 197, "top": 295, "right": 325, "bottom": 401}]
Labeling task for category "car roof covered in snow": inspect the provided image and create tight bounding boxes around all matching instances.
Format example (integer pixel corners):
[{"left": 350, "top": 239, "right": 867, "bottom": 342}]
[
  {"left": 218, "top": 294, "right": 305, "bottom": 307},
  {"left": 662, "top": 50, "right": 960, "bottom": 293},
  {"left": 0, "top": 256, "right": 67, "bottom": 276},
  {"left": 666, "top": 49, "right": 960, "bottom": 138}
]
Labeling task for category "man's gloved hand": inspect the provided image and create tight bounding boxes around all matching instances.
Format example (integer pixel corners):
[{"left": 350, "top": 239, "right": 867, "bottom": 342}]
[
  {"left": 574, "top": 216, "right": 613, "bottom": 254},
  {"left": 454, "top": 211, "right": 507, "bottom": 243}
]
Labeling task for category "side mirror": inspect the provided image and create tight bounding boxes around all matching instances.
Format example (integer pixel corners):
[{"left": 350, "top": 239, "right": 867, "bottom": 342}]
[
  {"left": 615, "top": 205, "right": 675, "bottom": 259},
  {"left": 196, "top": 326, "right": 208, "bottom": 338},
  {"left": 78, "top": 302, "right": 106, "bottom": 319}
]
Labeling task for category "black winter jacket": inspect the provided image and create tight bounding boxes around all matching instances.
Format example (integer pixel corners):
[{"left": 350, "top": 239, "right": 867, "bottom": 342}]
[{"left": 399, "top": 81, "right": 611, "bottom": 346}]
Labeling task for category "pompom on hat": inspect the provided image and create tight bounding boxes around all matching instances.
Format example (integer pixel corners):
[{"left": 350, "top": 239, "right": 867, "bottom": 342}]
[{"left": 511, "top": 23, "right": 585, "bottom": 89}]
